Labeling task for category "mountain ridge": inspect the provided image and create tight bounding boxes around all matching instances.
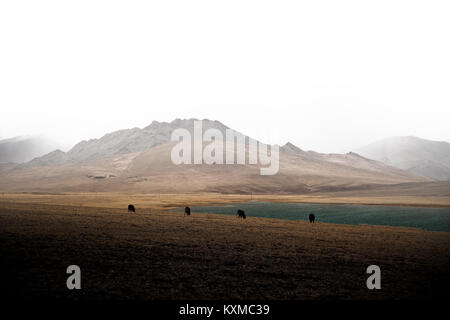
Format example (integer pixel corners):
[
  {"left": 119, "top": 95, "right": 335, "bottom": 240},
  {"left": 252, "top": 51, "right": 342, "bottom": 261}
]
[
  {"left": 17, "top": 119, "right": 233, "bottom": 168},
  {"left": 0, "top": 120, "right": 432, "bottom": 194},
  {"left": 0, "top": 135, "right": 62, "bottom": 164},
  {"left": 354, "top": 136, "right": 450, "bottom": 180}
]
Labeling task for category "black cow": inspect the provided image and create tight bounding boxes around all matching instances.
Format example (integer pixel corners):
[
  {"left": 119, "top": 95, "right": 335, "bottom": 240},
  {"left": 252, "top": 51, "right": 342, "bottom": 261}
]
[
  {"left": 184, "top": 206, "right": 191, "bottom": 216},
  {"left": 309, "top": 213, "right": 315, "bottom": 223},
  {"left": 128, "top": 204, "right": 135, "bottom": 213},
  {"left": 237, "top": 209, "right": 246, "bottom": 219}
]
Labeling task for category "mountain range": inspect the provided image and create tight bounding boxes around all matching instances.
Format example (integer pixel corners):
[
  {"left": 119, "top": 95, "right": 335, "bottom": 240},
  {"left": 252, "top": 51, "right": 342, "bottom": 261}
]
[
  {"left": 0, "top": 135, "right": 61, "bottom": 164},
  {"left": 0, "top": 119, "right": 448, "bottom": 193},
  {"left": 354, "top": 136, "right": 450, "bottom": 180}
]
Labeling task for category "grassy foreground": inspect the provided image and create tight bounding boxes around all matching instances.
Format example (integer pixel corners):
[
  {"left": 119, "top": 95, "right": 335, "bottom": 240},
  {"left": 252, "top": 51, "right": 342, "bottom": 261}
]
[{"left": 0, "top": 193, "right": 449, "bottom": 300}]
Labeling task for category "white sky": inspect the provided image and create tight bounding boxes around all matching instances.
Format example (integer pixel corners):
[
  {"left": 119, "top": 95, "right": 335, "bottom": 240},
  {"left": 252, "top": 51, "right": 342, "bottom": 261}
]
[{"left": 1, "top": 0, "right": 449, "bottom": 153}]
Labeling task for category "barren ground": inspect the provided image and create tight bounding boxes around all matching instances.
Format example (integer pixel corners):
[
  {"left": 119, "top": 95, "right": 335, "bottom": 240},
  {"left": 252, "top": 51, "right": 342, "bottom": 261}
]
[{"left": 1, "top": 193, "right": 449, "bottom": 300}]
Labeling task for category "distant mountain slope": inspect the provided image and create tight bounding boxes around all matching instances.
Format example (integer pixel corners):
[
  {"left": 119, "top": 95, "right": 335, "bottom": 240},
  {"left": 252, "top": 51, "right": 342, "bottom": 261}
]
[
  {"left": 0, "top": 126, "right": 430, "bottom": 193},
  {"left": 20, "top": 119, "right": 233, "bottom": 168},
  {"left": 67, "top": 118, "right": 231, "bottom": 162},
  {"left": 354, "top": 136, "right": 450, "bottom": 180},
  {"left": 280, "top": 143, "right": 422, "bottom": 178},
  {"left": 0, "top": 136, "right": 62, "bottom": 163}
]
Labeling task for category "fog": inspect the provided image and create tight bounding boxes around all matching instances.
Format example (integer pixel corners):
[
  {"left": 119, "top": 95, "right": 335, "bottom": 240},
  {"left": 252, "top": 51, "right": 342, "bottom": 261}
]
[{"left": 1, "top": 1, "right": 449, "bottom": 153}]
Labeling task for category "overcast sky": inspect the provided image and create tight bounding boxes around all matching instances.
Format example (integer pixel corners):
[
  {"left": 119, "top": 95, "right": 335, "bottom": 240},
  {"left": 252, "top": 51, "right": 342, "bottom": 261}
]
[{"left": 1, "top": 0, "right": 449, "bottom": 153}]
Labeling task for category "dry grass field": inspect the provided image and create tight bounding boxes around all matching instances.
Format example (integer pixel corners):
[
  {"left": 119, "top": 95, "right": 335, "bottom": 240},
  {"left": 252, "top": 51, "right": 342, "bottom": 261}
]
[
  {"left": 1, "top": 192, "right": 449, "bottom": 300},
  {"left": 1, "top": 188, "right": 449, "bottom": 209}
]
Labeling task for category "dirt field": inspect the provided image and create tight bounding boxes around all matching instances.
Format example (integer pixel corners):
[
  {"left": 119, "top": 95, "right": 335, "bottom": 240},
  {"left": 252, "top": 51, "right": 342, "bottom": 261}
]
[{"left": 1, "top": 193, "right": 449, "bottom": 300}]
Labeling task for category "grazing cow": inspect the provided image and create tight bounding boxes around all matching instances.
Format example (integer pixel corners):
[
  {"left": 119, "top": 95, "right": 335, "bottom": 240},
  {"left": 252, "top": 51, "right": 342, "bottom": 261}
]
[
  {"left": 128, "top": 204, "right": 135, "bottom": 213},
  {"left": 184, "top": 206, "right": 191, "bottom": 216},
  {"left": 309, "top": 213, "right": 315, "bottom": 223},
  {"left": 237, "top": 209, "right": 246, "bottom": 219}
]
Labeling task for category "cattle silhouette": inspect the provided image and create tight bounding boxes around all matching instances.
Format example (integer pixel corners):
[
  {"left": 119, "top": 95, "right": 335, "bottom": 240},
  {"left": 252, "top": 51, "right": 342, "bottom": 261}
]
[
  {"left": 237, "top": 209, "right": 246, "bottom": 219},
  {"left": 128, "top": 204, "right": 135, "bottom": 213},
  {"left": 184, "top": 206, "right": 191, "bottom": 216},
  {"left": 309, "top": 213, "right": 315, "bottom": 223}
]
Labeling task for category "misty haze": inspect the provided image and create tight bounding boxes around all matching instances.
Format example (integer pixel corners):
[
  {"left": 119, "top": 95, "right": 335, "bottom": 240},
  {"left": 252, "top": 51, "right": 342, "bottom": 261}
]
[{"left": 0, "top": 0, "right": 449, "bottom": 308}]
